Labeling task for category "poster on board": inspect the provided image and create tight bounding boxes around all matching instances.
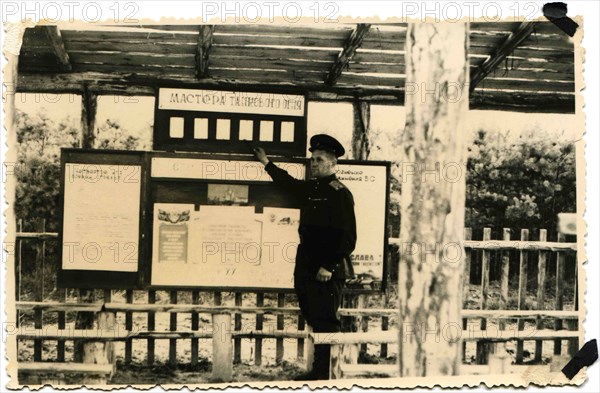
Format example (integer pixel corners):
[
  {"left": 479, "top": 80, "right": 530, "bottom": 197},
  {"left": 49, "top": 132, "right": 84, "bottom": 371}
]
[
  {"left": 62, "top": 163, "right": 141, "bottom": 272},
  {"left": 337, "top": 163, "right": 389, "bottom": 289},
  {"left": 151, "top": 203, "right": 299, "bottom": 288}
]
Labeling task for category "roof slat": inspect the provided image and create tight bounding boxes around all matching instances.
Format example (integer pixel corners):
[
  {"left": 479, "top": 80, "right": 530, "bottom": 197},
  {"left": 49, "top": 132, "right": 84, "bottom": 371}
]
[
  {"left": 215, "top": 24, "right": 353, "bottom": 38},
  {"left": 476, "top": 78, "right": 575, "bottom": 93},
  {"left": 63, "top": 40, "right": 197, "bottom": 55},
  {"left": 471, "top": 90, "right": 574, "bottom": 113},
  {"left": 61, "top": 29, "right": 197, "bottom": 43},
  {"left": 67, "top": 52, "right": 196, "bottom": 67},
  {"left": 211, "top": 45, "right": 339, "bottom": 61},
  {"left": 210, "top": 56, "right": 331, "bottom": 72},
  {"left": 72, "top": 63, "right": 197, "bottom": 78},
  {"left": 213, "top": 33, "right": 345, "bottom": 48}
]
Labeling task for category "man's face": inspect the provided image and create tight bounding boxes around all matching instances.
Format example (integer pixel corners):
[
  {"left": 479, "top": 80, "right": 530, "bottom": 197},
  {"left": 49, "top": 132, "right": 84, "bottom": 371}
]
[{"left": 310, "top": 150, "right": 336, "bottom": 178}]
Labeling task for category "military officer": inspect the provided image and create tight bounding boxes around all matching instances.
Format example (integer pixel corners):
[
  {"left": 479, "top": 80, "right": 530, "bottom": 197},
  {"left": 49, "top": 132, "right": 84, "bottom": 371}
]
[{"left": 253, "top": 134, "right": 357, "bottom": 380}]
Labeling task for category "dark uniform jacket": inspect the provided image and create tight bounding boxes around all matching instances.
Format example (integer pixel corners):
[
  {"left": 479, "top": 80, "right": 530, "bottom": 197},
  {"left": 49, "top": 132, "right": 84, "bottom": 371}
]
[{"left": 265, "top": 161, "right": 357, "bottom": 280}]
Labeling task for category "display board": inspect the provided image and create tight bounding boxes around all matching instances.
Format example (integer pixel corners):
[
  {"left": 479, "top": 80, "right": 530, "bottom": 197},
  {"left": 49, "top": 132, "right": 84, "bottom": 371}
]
[
  {"left": 336, "top": 163, "right": 390, "bottom": 290},
  {"left": 58, "top": 150, "right": 389, "bottom": 291},
  {"left": 58, "top": 149, "right": 146, "bottom": 288},
  {"left": 148, "top": 154, "right": 305, "bottom": 289}
]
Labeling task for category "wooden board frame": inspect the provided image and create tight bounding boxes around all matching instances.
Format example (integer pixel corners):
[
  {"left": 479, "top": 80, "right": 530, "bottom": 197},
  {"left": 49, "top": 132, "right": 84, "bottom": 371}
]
[
  {"left": 57, "top": 148, "right": 148, "bottom": 289},
  {"left": 56, "top": 149, "right": 390, "bottom": 293}
]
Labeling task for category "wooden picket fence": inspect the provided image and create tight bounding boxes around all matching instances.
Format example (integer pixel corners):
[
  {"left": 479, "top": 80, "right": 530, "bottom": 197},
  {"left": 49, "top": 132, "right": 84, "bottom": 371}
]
[{"left": 12, "top": 221, "right": 579, "bottom": 382}]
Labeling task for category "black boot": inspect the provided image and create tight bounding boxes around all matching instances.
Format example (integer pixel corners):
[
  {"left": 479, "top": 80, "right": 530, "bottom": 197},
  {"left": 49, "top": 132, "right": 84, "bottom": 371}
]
[
  {"left": 312, "top": 344, "right": 331, "bottom": 380},
  {"left": 293, "top": 345, "right": 331, "bottom": 380}
]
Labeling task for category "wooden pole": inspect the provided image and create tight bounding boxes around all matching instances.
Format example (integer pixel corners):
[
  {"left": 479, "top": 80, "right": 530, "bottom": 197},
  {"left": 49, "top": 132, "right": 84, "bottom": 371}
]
[
  {"left": 80, "top": 84, "right": 98, "bottom": 148},
  {"left": 305, "top": 325, "right": 314, "bottom": 372},
  {"left": 255, "top": 293, "right": 264, "bottom": 366},
  {"left": 191, "top": 290, "right": 200, "bottom": 367},
  {"left": 516, "top": 229, "right": 529, "bottom": 364},
  {"left": 234, "top": 292, "right": 243, "bottom": 364},
  {"left": 169, "top": 290, "right": 178, "bottom": 367},
  {"left": 276, "top": 293, "right": 285, "bottom": 364},
  {"left": 462, "top": 228, "right": 472, "bottom": 363},
  {"left": 535, "top": 229, "right": 548, "bottom": 362},
  {"left": 33, "top": 219, "right": 44, "bottom": 362},
  {"left": 398, "top": 22, "right": 469, "bottom": 377},
  {"left": 352, "top": 100, "right": 371, "bottom": 160},
  {"left": 147, "top": 290, "right": 156, "bottom": 365},
  {"left": 75, "top": 289, "right": 95, "bottom": 362},
  {"left": 476, "top": 228, "right": 491, "bottom": 364},
  {"left": 211, "top": 313, "right": 233, "bottom": 382}
]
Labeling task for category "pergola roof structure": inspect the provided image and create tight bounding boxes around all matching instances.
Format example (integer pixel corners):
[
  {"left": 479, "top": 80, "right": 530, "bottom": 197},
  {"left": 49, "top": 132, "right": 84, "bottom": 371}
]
[{"left": 17, "top": 22, "right": 575, "bottom": 113}]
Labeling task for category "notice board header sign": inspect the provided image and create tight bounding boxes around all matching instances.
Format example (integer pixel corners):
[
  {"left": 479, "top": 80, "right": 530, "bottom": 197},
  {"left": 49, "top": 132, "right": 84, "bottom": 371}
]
[
  {"left": 158, "top": 88, "right": 305, "bottom": 117},
  {"left": 154, "top": 87, "right": 308, "bottom": 156}
]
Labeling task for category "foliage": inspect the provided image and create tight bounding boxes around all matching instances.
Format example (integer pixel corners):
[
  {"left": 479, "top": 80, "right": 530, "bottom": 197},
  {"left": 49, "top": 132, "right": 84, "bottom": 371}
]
[
  {"left": 13, "top": 109, "right": 148, "bottom": 232},
  {"left": 465, "top": 129, "right": 576, "bottom": 237},
  {"left": 95, "top": 118, "right": 143, "bottom": 150},
  {"left": 14, "top": 110, "right": 79, "bottom": 232}
]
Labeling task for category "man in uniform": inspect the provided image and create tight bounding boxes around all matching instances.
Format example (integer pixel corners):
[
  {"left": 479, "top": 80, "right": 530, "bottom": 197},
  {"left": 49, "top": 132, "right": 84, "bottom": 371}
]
[{"left": 253, "top": 134, "right": 356, "bottom": 380}]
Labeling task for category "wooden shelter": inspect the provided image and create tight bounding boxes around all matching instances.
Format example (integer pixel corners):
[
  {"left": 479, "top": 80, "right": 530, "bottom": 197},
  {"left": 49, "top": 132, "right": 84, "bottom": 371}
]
[{"left": 8, "top": 21, "right": 579, "bottom": 381}]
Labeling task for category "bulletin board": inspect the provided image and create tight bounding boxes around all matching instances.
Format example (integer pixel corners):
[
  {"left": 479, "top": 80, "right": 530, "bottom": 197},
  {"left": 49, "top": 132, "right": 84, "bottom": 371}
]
[
  {"left": 147, "top": 152, "right": 307, "bottom": 290},
  {"left": 57, "top": 149, "right": 147, "bottom": 288},
  {"left": 58, "top": 149, "right": 390, "bottom": 292}
]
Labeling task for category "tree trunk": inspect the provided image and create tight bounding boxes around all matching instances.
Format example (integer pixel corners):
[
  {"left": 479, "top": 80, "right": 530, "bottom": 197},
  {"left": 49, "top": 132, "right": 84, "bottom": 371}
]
[{"left": 398, "top": 22, "right": 469, "bottom": 377}]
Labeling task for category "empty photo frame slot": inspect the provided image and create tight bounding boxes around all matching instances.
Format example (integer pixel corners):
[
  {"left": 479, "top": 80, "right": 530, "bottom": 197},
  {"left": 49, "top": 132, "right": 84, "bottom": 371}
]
[
  {"left": 169, "top": 117, "right": 184, "bottom": 138},
  {"left": 216, "top": 119, "right": 231, "bottom": 140},
  {"left": 259, "top": 121, "right": 274, "bottom": 141},
  {"left": 239, "top": 120, "right": 253, "bottom": 141},
  {"left": 281, "top": 122, "right": 295, "bottom": 142},
  {"left": 194, "top": 118, "right": 209, "bottom": 139}
]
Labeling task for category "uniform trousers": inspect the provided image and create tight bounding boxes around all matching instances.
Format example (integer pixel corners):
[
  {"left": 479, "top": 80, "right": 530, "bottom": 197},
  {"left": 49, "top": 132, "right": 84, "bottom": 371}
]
[{"left": 294, "top": 273, "right": 344, "bottom": 378}]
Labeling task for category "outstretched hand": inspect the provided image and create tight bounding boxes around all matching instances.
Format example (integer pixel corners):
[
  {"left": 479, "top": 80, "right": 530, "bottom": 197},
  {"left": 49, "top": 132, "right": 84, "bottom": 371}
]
[{"left": 253, "top": 146, "right": 269, "bottom": 165}]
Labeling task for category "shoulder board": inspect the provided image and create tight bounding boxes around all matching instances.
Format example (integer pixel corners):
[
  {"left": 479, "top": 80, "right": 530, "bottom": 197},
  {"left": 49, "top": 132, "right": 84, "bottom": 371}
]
[{"left": 329, "top": 180, "right": 345, "bottom": 191}]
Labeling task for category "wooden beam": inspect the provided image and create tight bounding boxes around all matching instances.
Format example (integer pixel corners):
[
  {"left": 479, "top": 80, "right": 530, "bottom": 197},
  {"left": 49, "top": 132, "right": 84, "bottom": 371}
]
[
  {"left": 80, "top": 85, "right": 98, "bottom": 149},
  {"left": 326, "top": 23, "right": 371, "bottom": 85},
  {"left": 399, "top": 22, "right": 469, "bottom": 377},
  {"left": 43, "top": 26, "right": 72, "bottom": 72},
  {"left": 17, "top": 71, "right": 404, "bottom": 101},
  {"left": 470, "top": 21, "right": 535, "bottom": 91},
  {"left": 195, "top": 25, "right": 214, "bottom": 78}
]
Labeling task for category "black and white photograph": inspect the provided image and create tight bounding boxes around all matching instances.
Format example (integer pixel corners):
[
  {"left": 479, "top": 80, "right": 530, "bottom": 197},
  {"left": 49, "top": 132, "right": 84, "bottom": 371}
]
[{"left": 1, "top": 1, "right": 598, "bottom": 391}]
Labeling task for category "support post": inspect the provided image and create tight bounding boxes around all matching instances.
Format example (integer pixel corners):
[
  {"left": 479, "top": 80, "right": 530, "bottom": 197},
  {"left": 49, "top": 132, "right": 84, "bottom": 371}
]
[
  {"left": 80, "top": 85, "right": 97, "bottom": 148},
  {"left": 82, "top": 311, "right": 116, "bottom": 384},
  {"left": 352, "top": 100, "right": 371, "bottom": 160},
  {"left": 398, "top": 22, "right": 469, "bottom": 377},
  {"left": 305, "top": 325, "right": 314, "bottom": 372},
  {"left": 211, "top": 313, "right": 233, "bottom": 382},
  {"left": 329, "top": 343, "right": 358, "bottom": 380}
]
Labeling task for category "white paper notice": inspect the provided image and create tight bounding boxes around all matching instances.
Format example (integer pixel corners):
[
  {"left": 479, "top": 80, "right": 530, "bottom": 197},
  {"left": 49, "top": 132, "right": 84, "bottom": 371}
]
[
  {"left": 151, "top": 205, "right": 298, "bottom": 289},
  {"left": 336, "top": 164, "right": 387, "bottom": 283},
  {"left": 261, "top": 207, "right": 300, "bottom": 287},
  {"left": 62, "top": 163, "right": 141, "bottom": 272}
]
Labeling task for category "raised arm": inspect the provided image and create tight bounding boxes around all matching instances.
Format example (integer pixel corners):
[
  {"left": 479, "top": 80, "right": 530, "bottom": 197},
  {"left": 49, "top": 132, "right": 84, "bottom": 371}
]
[{"left": 253, "top": 147, "right": 307, "bottom": 195}]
